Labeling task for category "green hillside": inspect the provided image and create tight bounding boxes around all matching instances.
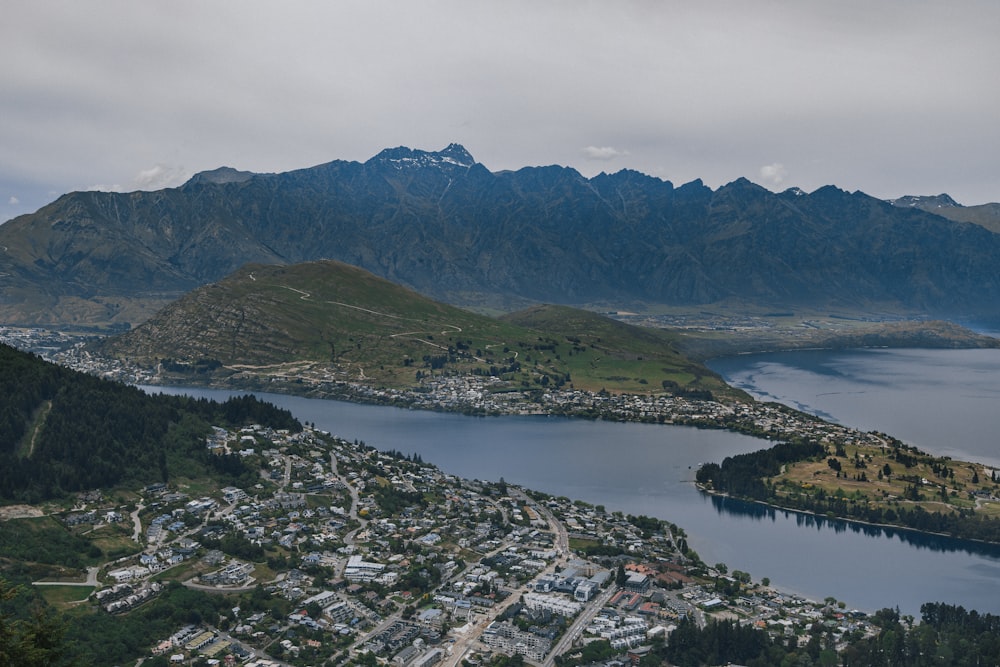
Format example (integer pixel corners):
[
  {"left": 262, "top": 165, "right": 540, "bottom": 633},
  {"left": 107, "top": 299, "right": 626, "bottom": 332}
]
[
  {"left": 96, "top": 260, "right": 739, "bottom": 399},
  {"left": 499, "top": 304, "right": 740, "bottom": 399}
]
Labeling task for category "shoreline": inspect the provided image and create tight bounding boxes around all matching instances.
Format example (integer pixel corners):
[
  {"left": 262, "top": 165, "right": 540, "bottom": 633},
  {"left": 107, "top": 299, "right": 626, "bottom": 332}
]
[
  {"left": 138, "top": 371, "right": 1000, "bottom": 549},
  {"left": 695, "top": 484, "right": 1000, "bottom": 553}
]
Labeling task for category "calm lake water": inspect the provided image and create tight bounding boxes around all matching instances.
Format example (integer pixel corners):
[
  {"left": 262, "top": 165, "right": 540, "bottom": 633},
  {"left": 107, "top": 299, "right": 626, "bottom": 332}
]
[
  {"left": 707, "top": 348, "right": 1000, "bottom": 468},
  {"left": 146, "top": 351, "right": 1000, "bottom": 616}
]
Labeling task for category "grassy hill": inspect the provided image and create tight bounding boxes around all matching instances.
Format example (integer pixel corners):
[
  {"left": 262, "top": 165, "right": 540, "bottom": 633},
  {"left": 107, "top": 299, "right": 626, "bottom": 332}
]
[
  {"left": 95, "top": 260, "right": 741, "bottom": 399},
  {"left": 499, "top": 304, "right": 740, "bottom": 399}
]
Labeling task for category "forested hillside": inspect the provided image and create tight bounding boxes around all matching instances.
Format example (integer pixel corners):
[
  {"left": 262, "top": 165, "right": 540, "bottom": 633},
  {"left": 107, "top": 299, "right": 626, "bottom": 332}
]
[
  {"left": 695, "top": 436, "right": 1000, "bottom": 545},
  {"left": 0, "top": 344, "right": 299, "bottom": 501}
]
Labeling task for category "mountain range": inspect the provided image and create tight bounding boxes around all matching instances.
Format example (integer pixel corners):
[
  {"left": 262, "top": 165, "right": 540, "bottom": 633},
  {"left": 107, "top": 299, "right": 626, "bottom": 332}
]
[
  {"left": 888, "top": 193, "right": 1000, "bottom": 234},
  {"left": 2, "top": 143, "right": 1000, "bottom": 327}
]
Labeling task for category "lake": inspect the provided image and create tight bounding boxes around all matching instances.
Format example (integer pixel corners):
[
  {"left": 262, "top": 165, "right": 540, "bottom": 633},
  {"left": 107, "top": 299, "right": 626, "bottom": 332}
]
[
  {"left": 147, "top": 352, "right": 1000, "bottom": 617},
  {"left": 707, "top": 348, "right": 1000, "bottom": 468}
]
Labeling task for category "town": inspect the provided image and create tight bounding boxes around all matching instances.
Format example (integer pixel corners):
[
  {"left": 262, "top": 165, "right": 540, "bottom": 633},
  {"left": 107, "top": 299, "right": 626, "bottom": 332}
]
[
  {"left": 9, "top": 324, "right": 903, "bottom": 456},
  {"left": 44, "top": 420, "right": 877, "bottom": 666},
  {"left": 0, "top": 327, "right": 901, "bottom": 665}
]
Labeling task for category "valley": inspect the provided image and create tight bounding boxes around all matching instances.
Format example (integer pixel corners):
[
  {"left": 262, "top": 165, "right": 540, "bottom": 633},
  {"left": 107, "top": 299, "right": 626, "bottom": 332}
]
[
  {"left": 7, "top": 1, "right": 1000, "bottom": 663},
  {"left": 4, "top": 147, "right": 1000, "bottom": 667}
]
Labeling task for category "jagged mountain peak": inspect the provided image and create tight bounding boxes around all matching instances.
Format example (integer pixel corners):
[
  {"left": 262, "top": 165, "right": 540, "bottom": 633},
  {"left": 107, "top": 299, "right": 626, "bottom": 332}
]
[
  {"left": 594, "top": 168, "right": 670, "bottom": 186},
  {"left": 184, "top": 166, "right": 257, "bottom": 186},
  {"left": 439, "top": 142, "right": 476, "bottom": 164},
  {"left": 719, "top": 177, "right": 772, "bottom": 194},
  {"left": 3, "top": 144, "right": 1000, "bottom": 327},
  {"left": 808, "top": 184, "right": 852, "bottom": 199},
  {"left": 366, "top": 143, "right": 477, "bottom": 170},
  {"left": 677, "top": 178, "right": 708, "bottom": 191},
  {"left": 889, "top": 193, "right": 962, "bottom": 209}
]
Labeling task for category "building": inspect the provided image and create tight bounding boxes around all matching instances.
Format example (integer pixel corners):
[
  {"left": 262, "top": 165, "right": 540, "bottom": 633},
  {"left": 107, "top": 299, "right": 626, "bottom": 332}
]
[
  {"left": 574, "top": 580, "right": 599, "bottom": 602},
  {"left": 344, "top": 554, "right": 385, "bottom": 581},
  {"left": 624, "top": 572, "right": 651, "bottom": 593},
  {"left": 482, "top": 622, "right": 551, "bottom": 662},
  {"left": 412, "top": 649, "right": 444, "bottom": 667},
  {"left": 523, "top": 592, "right": 582, "bottom": 617}
]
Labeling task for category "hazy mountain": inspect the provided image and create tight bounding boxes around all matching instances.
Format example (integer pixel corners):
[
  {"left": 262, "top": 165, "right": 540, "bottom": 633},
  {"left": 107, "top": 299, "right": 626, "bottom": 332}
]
[
  {"left": 889, "top": 194, "right": 1000, "bottom": 234},
  {"left": 3, "top": 144, "right": 1000, "bottom": 327}
]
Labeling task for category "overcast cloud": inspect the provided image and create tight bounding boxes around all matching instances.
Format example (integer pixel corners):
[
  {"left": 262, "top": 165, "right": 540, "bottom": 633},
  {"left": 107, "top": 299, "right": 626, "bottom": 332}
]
[{"left": 3, "top": 0, "right": 999, "bottom": 222}]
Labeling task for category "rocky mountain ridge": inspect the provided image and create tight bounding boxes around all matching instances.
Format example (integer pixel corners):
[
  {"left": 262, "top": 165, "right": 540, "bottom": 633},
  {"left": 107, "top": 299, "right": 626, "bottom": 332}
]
[
  {"left": 2, "top": 144, "right": 999, "bottom": 327},
  {"left": 889, "top": 193, "right": 1000, "bottom": 234}
]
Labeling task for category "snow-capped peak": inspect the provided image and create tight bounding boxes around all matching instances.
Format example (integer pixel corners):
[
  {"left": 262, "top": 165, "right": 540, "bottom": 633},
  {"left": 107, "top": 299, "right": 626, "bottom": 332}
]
[{"left": 367, "top": 144, "right": 476, "bottom": 170}]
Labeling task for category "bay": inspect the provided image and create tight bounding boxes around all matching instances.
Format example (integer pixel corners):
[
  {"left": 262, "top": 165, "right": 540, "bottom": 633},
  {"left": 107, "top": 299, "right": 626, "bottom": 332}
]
[
  {"left": 707, "top": 348, "right": 1000, "bottom": 468},
  {"left": 144, "top": 382, "right": 1000, "bottom": 616}
]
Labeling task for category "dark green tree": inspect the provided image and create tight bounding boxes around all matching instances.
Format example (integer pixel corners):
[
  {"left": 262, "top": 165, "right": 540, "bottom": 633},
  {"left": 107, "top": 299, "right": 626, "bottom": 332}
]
[{"left": 0, "top": 579, "right": 71, "bottom": 666}]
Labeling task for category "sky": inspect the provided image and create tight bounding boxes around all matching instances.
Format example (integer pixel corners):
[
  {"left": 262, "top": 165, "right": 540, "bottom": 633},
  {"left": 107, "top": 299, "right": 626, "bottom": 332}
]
[{"left": 3, "top": 1, "right": 1000, "bottom": 222}]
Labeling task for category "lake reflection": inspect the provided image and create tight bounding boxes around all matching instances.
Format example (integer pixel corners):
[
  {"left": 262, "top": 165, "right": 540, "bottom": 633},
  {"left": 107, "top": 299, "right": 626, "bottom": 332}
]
[{"left": 709, "top": 495, "right": 1000, "bottom": 558}]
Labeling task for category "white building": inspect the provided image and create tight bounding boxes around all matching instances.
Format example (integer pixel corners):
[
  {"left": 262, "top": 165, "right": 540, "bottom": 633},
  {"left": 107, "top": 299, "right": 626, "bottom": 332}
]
[{"left": 523, "top": 592, "right": 582, "bottom": 617}]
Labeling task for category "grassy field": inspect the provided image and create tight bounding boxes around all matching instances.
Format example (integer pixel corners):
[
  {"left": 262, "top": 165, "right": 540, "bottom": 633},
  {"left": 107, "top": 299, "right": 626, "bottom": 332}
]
[
  {"left": 500, "top": 304, "right": 743, "bottom": 399},
  {"left": 81, "top": 523, "right": 140, "bottom": 561},
  {"left": 568, "top": 536, "right": 601, "bottom": 551},
  {"left": 770, "top": 440, "right": 1000, "bottom": 519},
  {"left": 152, "top": 559, "right": 202, "bottom": 583},
  {"left": 36, "top": 584, "right": 95, "bottom": 608},
  {"left": 0, "top": 515, "right": 101, "bottom": 570},
  {"left": 172, "top": 476, "right": 229, "bottom": 498}
]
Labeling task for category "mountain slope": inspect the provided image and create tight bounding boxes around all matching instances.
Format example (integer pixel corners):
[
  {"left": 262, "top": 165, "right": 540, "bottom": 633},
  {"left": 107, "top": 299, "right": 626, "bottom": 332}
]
[
  {"left": 0, "top": 343, "right": 299, "bottom": 501},
  {"left": 3, "top": 144, "right": 1000, "bottom": 326},
  {"left": 499, "top": 303, "right": 729, "bottom": 396},
  {"left": 890, "top": 194, "right": 1000, "bottom": 234},
  {"left": 94, "top": 259, "right": 526, "bottom": 386},
  {"left": 93, "top": 260, "right": 739, "bottom": 398}
]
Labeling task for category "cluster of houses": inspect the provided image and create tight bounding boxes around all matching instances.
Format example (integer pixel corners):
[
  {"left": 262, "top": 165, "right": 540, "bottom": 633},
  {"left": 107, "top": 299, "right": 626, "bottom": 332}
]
[
  {"left": 362, "top": 621, "right": 445, "bottom": 667},
  {"left": 199, "top": 559, "right": 255, "bottom": 587},
  {"left": 107, "top": 544, "right": 194, "bottom": 583},
  {"left": 95, "top": 580, "right": 163, "bottom": 613},
  {"left": 151, "top": 624, "right": 255, "bottom": 665},
  {"left": 45, "top": 411, "right": 887, "bottom": 665},
  {"left": 482, "top": 620, "right": 552, "bottom": 662},
  {"left": 65, "top": 508, "right": 123, "bottom": 527}
]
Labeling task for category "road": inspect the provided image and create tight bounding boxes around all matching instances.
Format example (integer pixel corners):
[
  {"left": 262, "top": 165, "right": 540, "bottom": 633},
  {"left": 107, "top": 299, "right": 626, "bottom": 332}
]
[
  {"left": 32, "top": 566, "right": 100, "bottom": 587},
  {"left": 333, "top": 451, "right": 368, "bottom": 547},
  {"left": 130, "top": 501, "right": 145, "bottom": 541},
  {"left": 532, "top": 495, "right": 570, "bottom": 557},
  {"left": 543, "top": 584, "right": 618, "bottom": 667},
  {"left": 441, "top": 490, "right": 606, "bottom": 667}
]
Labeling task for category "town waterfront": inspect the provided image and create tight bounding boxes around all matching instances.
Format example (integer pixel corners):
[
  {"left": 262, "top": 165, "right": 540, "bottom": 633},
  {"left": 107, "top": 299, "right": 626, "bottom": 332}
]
[{"left": 147, "top": 348, "right": 1000, "bottom": 617}]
